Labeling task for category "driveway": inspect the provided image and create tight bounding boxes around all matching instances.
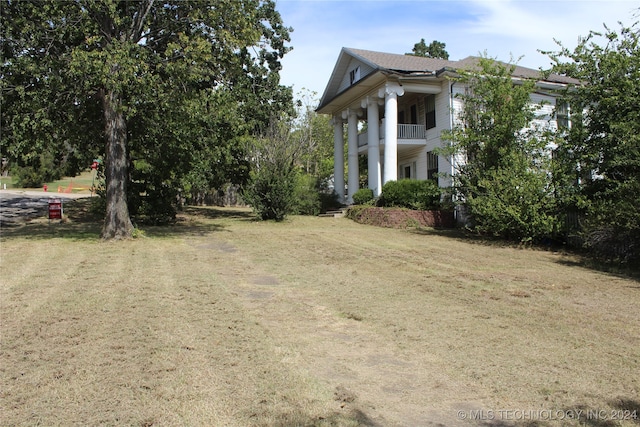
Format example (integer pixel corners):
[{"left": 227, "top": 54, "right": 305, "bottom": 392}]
[{"left": 0, "top": 190, "right": 91, "bottom": 227}]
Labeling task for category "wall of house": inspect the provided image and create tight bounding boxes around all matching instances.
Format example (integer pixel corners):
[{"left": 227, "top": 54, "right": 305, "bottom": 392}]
[
  {"left": 531, "top": 92, "right": 558, "bottom": 132},
  {"left": 439, "top": 86, "right": 561, "bottom": 188}
]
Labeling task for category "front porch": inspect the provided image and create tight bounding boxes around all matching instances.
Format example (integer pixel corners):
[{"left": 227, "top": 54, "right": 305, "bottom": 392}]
[{"left": 330, "top": 82, "right": 440, "bottom": 203}]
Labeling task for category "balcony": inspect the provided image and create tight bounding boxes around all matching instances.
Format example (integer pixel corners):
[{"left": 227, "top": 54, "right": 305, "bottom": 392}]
[{"left": 358, "top": 123, "right": 427, "bottom": 149}]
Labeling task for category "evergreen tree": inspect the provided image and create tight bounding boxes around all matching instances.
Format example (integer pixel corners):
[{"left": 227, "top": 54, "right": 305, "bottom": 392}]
[{"left": 407, "top": 39, "right": 449, "bottom": 59}]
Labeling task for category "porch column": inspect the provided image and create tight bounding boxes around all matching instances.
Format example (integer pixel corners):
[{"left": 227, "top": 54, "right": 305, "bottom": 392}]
[
  {"left": 331, "top": 116, "right": 345, "bottom": 204},
  {"left": 344, "top": 108, "right": 360, "bottom": 204},
  {"left": 379, "top": 83, "right": 404, "bottom": 184},
  {"left": 362, "top": 97, "right": 382, "bottom": 196}
]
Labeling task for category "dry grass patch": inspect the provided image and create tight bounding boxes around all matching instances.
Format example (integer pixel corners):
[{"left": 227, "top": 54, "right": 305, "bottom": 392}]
[{"left": 1, "top": 205, "right": 639, "bottom": 426}]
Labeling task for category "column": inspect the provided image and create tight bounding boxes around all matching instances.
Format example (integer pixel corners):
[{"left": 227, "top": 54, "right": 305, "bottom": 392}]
[
  {"left": 362, "top": 96, "right": 381, "bottom": 196},
  {"left": 379, "top": 83, "right": 404, "bottom": 184},
  {"left": 344, "top": 109, "right": 359, "bottom": 204},
  {"left": 332, "top": 116, "right": 345, "bottom": 204}
]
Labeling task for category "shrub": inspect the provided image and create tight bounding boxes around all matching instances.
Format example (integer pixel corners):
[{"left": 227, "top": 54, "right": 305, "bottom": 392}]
[
  {"left": 379, "top": 179, "right": 441, "bottom": 210},
  {"left": 292, "top": 173, "right": 321, "bottom": 216},
  {"left": 352, "top": 188, "right": 374, "bottom": 205},
  {"left": 128, "top": 180, "right": 178, "bottom": 225},
  {"left": 242, "top": 164, "right": 296, "bottom": 221}
]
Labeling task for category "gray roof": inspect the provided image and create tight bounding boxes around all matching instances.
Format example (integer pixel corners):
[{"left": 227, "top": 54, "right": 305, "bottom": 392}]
[
  {"left": 317, "top": 47, "right": 578, "bottom": 113},
  {"left": 347, "top": 47, "right": 577, "bottom": 84},
  {"left": 347, "top": 47, "right": 452, "bottom": 73}
]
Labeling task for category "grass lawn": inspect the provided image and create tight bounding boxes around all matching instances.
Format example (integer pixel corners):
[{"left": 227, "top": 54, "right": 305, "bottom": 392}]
[
  {"left": 1, "top": 203, "right": 639, "bottom": 426},
  {"left": 0, "top": 170, "right": 97, "bottom": 193}
]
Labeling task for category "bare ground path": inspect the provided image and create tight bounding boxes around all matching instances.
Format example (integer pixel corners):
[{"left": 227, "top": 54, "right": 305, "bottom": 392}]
[{"left": 1, "top": 207, "right": 639, "bottom": 426}]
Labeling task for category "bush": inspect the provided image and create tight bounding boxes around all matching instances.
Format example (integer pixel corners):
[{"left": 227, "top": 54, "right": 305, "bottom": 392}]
[
  {"left": 292, "top": 173, "right": 321, "bottom": 215},
  {"left": 463, "top": 168, "right": 558, "bottom": 242},
  {"left": 242, "top": 165, "right": 296, "bottom": 221},
  {"left": 584, "top": 226, "right": 639, "bottom": 264},
  {"left": 379, "top": 179, "right": 441, "bottom": 210},
  {"left": 128, "top": 180, "right": 178, "bottom": 225},
  {"left": 352, "top": 188, "right": 374, "bottom": 205}
]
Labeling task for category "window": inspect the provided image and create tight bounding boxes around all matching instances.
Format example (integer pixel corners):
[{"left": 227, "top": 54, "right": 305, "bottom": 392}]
[
  {"left": 349, "top": 66, "right": 361, "bottom": 85},
  {"left": 410, "top": 104, "right": 417, "bottom": 124},
  {"left": 427, "top": 151, "right": 439, "bottom": 180},
  {"left": 425, "top": 95, "right": 436, "bottom": 129},
  {"left": 556, "top": 101, "right": 569, "bottom": 129},
  {"left": 398, "top": 110, "right": 405, "bottom": 124}
]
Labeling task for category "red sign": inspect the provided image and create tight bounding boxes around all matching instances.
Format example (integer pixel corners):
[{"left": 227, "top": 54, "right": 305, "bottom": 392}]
[
  {"left": 48, "top": 199, "right": 62, "bottom": 220},
  {"left": 91, "top": 161, "right": 99, "bottom": 170}
]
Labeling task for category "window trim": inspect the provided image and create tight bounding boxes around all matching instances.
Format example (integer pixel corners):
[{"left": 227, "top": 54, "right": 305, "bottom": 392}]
[{"left": 425, "top": 95, "right": 436, "bottom": 130}]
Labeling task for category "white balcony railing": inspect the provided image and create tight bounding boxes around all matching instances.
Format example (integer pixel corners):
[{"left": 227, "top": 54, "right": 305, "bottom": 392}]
[
  {"left": 358, "top": 123, "right": 426, "bottom": 147},
  {"left": 397, "top": 124, "right": 426, "bottom": 139}
]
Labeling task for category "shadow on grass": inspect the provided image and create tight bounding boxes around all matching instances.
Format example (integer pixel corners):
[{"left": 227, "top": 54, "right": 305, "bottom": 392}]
[
  {"left": 553, "top": 257, "right": 640, "bottom": 283},
  {"left": 142, "top": 205, "right": 255, "bottom": 238},
  {"left": 0, "top": 201, "right": 255, "bottom": 241},
  {"left": 407, "top": 226, "right": 640, "bottom": 282},
  {"left": 181, "top": 205, "right": 255, "bottom": 221},
  {"left": 0, "top": 221, "right": 103, "bottom": 241},
  {"left": 566, "top": 398, "right": 640, "bottom": 427}
]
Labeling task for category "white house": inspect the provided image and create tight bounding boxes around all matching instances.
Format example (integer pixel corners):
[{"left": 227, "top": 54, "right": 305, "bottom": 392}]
[{"left": 316, "top": 47, "right": 577, "bottom": 204}]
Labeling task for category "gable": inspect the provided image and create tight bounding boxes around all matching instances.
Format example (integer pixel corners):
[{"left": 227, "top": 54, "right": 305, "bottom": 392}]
[
  {"left": 336, "top": 58, "right": 376, "bottom": 94},
  {"left": 318, "top": 48, "right": 448, "bottom": 112}
]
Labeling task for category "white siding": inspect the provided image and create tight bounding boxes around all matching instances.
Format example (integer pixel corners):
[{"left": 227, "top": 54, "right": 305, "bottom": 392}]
[{"left": 530, "top": 92, "right": 557, "bottom": 132}]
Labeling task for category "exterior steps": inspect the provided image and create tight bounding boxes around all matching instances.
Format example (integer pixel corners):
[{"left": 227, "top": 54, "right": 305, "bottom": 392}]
[{"left": 318, "top": 209, "right": 346, "bottom": 218}]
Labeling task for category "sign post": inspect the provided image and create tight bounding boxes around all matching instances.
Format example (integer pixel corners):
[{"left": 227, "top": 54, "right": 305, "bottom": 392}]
[{"left": 48, "top": 199, "right": 63, "bottom": 221}]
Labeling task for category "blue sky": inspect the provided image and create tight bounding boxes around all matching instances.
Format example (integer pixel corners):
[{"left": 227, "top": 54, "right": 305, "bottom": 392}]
[{"left": 274, "top": 0, "right": 639, "bottom": 103}]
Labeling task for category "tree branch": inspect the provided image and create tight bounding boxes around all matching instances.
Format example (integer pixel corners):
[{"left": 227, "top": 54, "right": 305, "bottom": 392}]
[{"left": 129, "top": 0, "right": 154, "bottom": 42}]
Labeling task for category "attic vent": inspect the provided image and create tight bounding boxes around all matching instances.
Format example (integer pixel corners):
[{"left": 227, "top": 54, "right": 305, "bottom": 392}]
[{"left": 349, "top": 66, "right": 361, "bottom": 85}]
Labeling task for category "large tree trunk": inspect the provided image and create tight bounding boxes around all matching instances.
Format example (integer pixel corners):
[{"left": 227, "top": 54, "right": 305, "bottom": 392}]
[{"left": 101, "top": 89, "right": 134, "bottom": 240}]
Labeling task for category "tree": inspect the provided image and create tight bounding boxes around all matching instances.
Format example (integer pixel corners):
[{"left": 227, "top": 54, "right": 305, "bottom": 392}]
[
  {"left": 407, "top": 38, "right": 449, "bottom": 60},
  {"left": 442, "top": 56, "right": 558, "bottom": 241},
  {"left": 242, "top": 117, "right": 302, "bottom": 221},
  {"left": 1, "top": 0, "right": 292, "bottom": 239},
  {"left": 545, "top": 21, "right": 640, "bottom": 262},
  {"left": 291, "top": 90, "right": 334, "bottom": 184}
]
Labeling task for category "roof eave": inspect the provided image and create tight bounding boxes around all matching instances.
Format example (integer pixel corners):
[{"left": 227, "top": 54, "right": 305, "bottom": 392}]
[{"left": 316, "top": 70, "right": 388, "bottom": 115}]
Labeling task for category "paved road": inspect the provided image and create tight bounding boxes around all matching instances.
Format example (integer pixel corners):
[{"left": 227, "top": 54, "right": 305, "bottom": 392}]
[{"left": 0, "top": 190, "right": 91, "bottom": 227}]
